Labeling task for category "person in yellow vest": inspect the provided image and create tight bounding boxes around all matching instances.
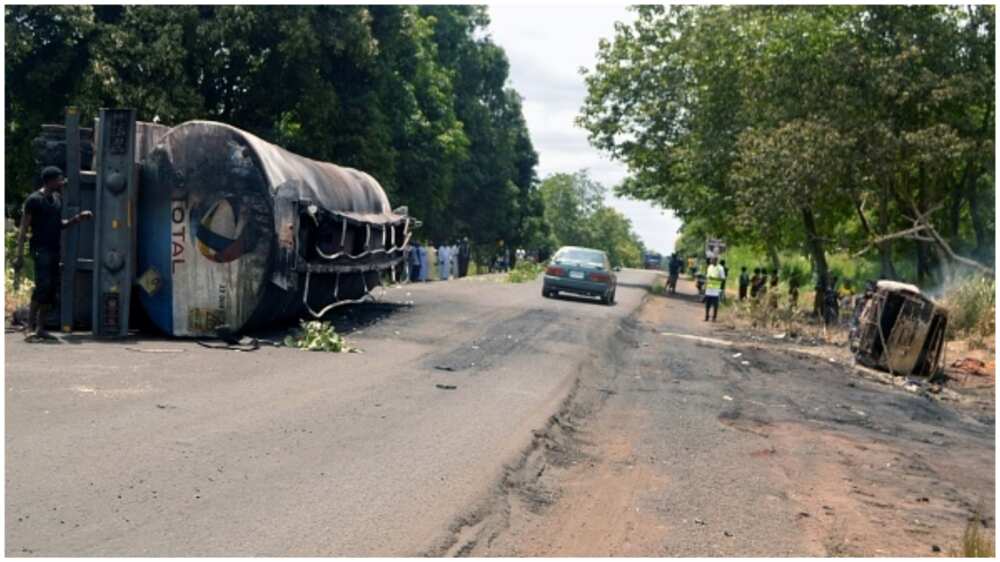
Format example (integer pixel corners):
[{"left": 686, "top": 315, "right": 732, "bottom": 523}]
[{"left": 704, "top": 256, "right": 726, "bottom": 322}]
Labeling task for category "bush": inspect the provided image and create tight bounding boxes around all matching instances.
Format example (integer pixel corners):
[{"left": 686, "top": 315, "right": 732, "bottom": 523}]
[
  {"left": 827, "top": 253, "right": 880, "bottom": 288},
  {"left": 780, "top": 259, "right": 809, "bottom": 288},
  {"left": 5, "top": 229, "right": 33, "bottom": 319},
  {"left": 283, "top": 320, "right": 355, "bottom": 352},
  {"left": 943, "top": 275, "right": 995, "bottom": 339},
  {"left": 650, "top": 276, "right": 666, "bottom": 295},
  {"left": 507, "top": 260, "right": 543, "bottom": 283}
]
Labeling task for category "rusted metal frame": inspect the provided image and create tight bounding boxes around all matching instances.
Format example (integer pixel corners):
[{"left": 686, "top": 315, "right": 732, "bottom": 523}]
[
  {"left": 302, "top": 271, "right": 375, "bottom": 318},
  {"left": 315, "top": 219, "right": 412, "bottom": 261},
  {"left": 873, "top": 294, "right": 897, "bottom": 377},
  {"left": 300, "top": 255, "right": 405, "bottom": 318},
  {"left": 300, "top": 254, "right": 405, "bottom": 274}
]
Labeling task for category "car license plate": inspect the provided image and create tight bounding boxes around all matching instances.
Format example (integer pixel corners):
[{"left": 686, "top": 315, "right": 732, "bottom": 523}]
[{"left": 570, "top": 271, "right": 585, "bottom": 279}]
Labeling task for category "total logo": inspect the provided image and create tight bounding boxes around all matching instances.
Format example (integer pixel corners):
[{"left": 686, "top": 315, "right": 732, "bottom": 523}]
[{"left": 193, "top": 196, "right": 259, "bottom": 263}]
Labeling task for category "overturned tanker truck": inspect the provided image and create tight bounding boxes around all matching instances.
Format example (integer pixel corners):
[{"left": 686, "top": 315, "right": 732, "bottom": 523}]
[
  {"left": 138, "top": 121, "right": 413, "bottom": 337},
  {"left": 35, "top": 109, "right": 414, "bottom": 338}
]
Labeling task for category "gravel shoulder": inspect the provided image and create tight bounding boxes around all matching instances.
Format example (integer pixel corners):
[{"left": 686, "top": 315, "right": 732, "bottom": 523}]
[{"left": 466, "top": 279, "right": 995, "bottom": 557}]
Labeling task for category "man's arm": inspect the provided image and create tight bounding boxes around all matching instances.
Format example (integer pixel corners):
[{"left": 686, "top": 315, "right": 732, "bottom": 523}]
[{"left": 61, "top": 210, "right": 94, "bottom": 229}]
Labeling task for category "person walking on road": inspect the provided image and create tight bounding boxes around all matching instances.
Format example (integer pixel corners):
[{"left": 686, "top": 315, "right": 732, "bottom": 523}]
[
  {"left": 738, "top": 266, "right": 750, "bottom": 301},
  {"left": 704, "top": 257, "right": 725, "bottom": 322},
  {"left": 12, "top": 166, "right": 94, "bottom": 340}
]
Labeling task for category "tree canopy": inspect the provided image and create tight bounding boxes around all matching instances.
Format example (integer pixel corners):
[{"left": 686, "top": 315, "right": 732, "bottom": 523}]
[
  {"left": 579, "top": 5, "right": 995, "bottom": 284},
  {"left": 5, "top": 5, "right": 540, "bottom": 257},
  {"left": 537, "top": 170, "right": 645, "bottom": 268}
]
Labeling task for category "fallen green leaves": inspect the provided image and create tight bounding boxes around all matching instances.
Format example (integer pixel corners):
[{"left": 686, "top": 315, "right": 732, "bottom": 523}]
[{"left": 283, "top": 320, "right": 358, "bottom": 353}]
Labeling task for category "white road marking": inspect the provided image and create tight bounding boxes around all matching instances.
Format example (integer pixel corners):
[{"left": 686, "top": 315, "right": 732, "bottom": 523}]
[{"left": 659, "top": 332, "right": 734, "bottom": 347}]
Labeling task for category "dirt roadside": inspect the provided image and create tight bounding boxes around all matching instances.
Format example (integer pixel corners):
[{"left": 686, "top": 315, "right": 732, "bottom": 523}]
[{"left": 461, "top": 281, "right": 995, "bottom": 557}]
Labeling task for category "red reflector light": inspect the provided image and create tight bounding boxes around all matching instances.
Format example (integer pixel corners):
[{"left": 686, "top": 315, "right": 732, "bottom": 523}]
[
  {"left": 589, "top": 272, "right": 610, "bottom": 282},
  {"left": 546, "top": 266, "right": 565, "bottom": 277}
]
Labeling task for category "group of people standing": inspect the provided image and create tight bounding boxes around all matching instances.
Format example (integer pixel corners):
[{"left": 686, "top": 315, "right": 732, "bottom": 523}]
[
  {"left": 738, "top": 267, "right": 780, "bottom": 302},
  {"left": 736, "top": 267, "right": 806, "bottom": 311},
  {"left": 407, "top": 239, "right": 471, "bottom": 282}
]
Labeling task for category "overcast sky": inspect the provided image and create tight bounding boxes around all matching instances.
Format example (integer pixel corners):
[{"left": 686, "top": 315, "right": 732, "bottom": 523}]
[{"left": 486, "top": 4, "right": 683, "bottom": 255}]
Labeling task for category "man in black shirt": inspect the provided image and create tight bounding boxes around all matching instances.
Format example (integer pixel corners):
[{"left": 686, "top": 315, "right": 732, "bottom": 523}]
[{"left": 12, "top": 166, "right": 93, "bottom": 339}]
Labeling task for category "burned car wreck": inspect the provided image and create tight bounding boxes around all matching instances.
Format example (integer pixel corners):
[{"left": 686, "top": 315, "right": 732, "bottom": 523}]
[{"left": 849, "top": 280, "right": 949, "bottom": 377}]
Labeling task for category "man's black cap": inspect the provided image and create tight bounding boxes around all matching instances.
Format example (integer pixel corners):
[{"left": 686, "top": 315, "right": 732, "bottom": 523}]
[{"left": 41, "top": 166, "right": 64, "bottom": 184}]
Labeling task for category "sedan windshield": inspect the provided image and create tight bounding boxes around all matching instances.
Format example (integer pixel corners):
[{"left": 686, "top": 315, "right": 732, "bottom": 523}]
[{"left": 554, "top": 249, "right": 605, "bottom": 266}]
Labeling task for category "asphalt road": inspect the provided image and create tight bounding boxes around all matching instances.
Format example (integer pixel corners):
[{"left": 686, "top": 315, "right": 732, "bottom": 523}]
[{"left": 5, "top": 268, "right": 658, "bottom": 556}]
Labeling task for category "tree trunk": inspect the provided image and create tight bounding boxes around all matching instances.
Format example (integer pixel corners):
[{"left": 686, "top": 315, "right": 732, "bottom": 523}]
[
  {"left": 877, "top": 182, "right": 897, "bottom": 279},
  {"left": 916, "top": 164, "right": 932, "bottom": 284},
  {"left": 949, "top": 159, "right": 973, "bottom": 238},
  {"left": 766, "top": 244, "right": 781, "bottom": 274},
  {"left": 964, "top": 106, "right": 993, "bottom": 262},
  {"left": 967, "top": 174, "right": 989, "bottom": 263},
  {"left": 802, "top": 206, "right": 828, "bottom": 317}
]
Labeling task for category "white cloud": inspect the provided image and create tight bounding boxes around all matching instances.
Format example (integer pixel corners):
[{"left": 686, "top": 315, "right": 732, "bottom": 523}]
[{"left": 487, "top": 4, "right": 683, "bottom": 254}]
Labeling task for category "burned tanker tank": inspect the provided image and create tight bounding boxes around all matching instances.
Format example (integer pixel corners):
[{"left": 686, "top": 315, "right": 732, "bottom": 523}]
[{"left": 137, "top": 121, "right": 412, "bottom": 337}]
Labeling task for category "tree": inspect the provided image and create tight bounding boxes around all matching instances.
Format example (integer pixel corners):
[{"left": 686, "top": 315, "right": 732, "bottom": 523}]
[
  {"left": 4, "top": 5, "right": 540, "bottom": 253},
  {"left": 537, "top": 171, "right": 645, "bottom": 268},
  {"left": 5, "top": 5, "right": 97, "bottom": 207},
  {"left": 578, "top": 5, "right": 994, "bottom": 287}
]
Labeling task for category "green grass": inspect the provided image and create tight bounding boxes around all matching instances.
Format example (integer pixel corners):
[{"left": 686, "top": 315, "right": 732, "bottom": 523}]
[
  {"left": 5, "top": 229, "right": 33, "bottom": 319},
  {"left": 942, "top": 275, "right": 995, "bottom": 340},
  {"left": 506, "top": 260, "right": 544, "bottom": 283},
  {"left": 650, "top": 276, "right": 666, "bottom": 295},
  {"left": 719, "top": 245, "right": 924, "bottom": 296}
]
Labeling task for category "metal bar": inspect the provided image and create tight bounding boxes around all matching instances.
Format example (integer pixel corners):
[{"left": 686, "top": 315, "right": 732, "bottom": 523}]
[
  {"left": 314, "top": 223, "right": 411, "bottom": 261},
  {"left": 60, "top": 107, "right": 81, "bottom": 332},
  {"left": 302, "top": 270, "right": 377, "bottom": 318},
  {"left": 300, "top": 254, "right": 406, "bottom": 274},
  {"left": 92, "top": 108, "right": 137, "bottom": 337}
]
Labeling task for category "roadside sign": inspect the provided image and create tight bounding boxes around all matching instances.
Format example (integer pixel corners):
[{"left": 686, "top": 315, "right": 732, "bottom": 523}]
[{"left": 705, "top": 238, "right": 726, "bottom": 259}]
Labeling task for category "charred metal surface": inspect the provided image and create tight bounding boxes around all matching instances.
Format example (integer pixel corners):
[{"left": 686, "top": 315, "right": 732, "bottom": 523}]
[
  {"left": 137, "top": 120, "right": 414, "bottom": 337},
  {"left": 33, "top": 124, "right": 95, "bottom": 172},
  {"left": 850, "top": 281, "right": 949, "bottom": 377}
]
